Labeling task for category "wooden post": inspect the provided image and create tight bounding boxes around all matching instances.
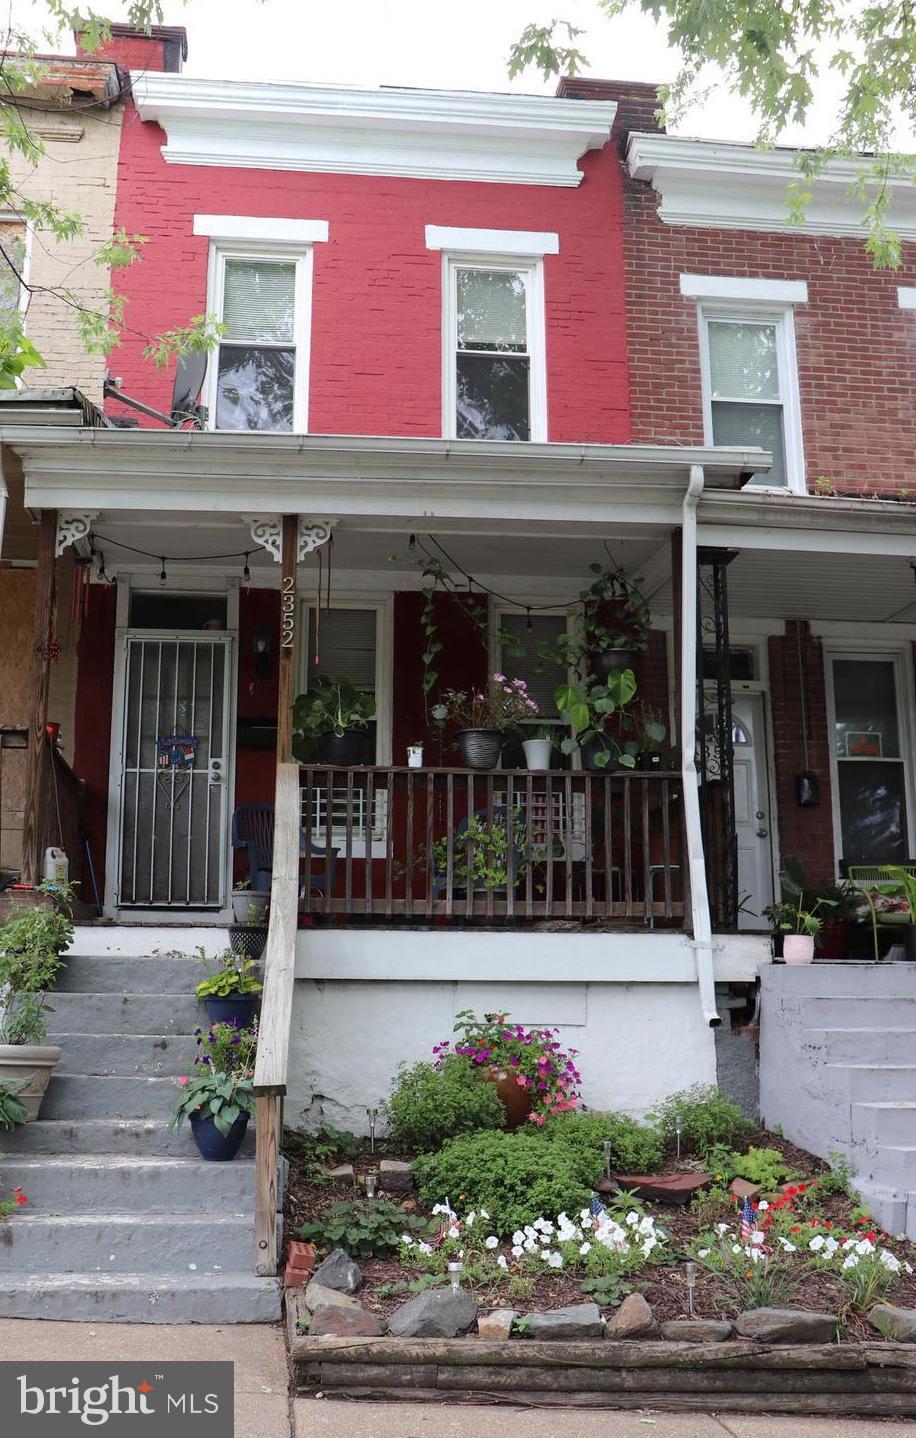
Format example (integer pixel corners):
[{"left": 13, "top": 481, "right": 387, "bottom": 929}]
[
  {"left": 254, "top": 1092, "right": 280, "bottom": 1275},
  {"left": 21, "top": 510, "right": 57, "bottom": 886},
  {"left": 277, "top": 514, "right": 298, "bottom": 764}
]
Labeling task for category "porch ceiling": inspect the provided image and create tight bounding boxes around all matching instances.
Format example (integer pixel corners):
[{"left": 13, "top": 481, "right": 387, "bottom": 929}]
[{"left": 727, "top": 548, "right": 916, "bottom": 624}]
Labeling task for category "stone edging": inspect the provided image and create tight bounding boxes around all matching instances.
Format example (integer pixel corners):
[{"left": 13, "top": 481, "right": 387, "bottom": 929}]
[{"left": 286, "top": 1297, "right": 916, "bottom": 1416}]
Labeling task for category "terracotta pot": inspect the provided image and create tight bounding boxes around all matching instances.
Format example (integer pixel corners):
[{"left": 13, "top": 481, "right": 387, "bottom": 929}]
[
  {"left": 483, "top": 1065, "right": 532, "bottom": 1131},
  {"left": 0, "top": 1042, "right": 61, "bottom": 1121},
  {"left": 783, "top": 934, "right": 815, "bottom": 965}
]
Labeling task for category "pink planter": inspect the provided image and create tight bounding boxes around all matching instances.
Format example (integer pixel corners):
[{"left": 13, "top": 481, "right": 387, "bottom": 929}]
[{"left": 783, "top": 935, "right": 815, "bottom": 965}]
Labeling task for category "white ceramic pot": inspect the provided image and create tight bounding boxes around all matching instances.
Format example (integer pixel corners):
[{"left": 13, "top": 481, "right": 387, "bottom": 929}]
[
  {"left": 231, "top": 891, "right": 269, "bottom": 925},
  {"left": 0, "top": 1043, "right": 61, "bottom": 1121},
  {"left": 407, "top": 745, "right": 424, "bottom": 769},
  {"left": 783, "top": 934, "right": 816, "bottom": 966},
  {"left": 522, "top": 739, "right": 554, "bottom": 771}
]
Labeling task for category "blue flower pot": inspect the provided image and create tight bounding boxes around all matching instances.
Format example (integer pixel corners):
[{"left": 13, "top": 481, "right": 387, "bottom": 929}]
[
  {"left": 189, "top": 1111, "right": 250, "bottom": 1161},
  {"left": 204, "top": 993, "right": 260, "bottom": 1028}
]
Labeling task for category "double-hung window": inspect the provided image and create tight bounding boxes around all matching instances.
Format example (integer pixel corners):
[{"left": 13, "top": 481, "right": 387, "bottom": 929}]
[
  {"left": 212, "top": 253, "right": 306, "bottom": 432},
  {"left": 451, "top": 263, "right": 541, "bottom": 441}
]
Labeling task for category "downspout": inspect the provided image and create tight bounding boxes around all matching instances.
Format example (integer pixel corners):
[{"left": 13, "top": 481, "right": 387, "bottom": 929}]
[
  {"left": 0, "top": 446, "right": 7, "bottom": 558},
  {"left": 680, "top": 464, "right": 720, "bottom": 1027}
]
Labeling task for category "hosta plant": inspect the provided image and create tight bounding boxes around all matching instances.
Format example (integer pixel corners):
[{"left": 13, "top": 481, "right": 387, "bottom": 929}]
[
  {"left": 167, "top": 1070, "right": 255, "bottom": 1139},
  {"left": 298, "top": 1199, "right": 427, "bottom": 1259}
]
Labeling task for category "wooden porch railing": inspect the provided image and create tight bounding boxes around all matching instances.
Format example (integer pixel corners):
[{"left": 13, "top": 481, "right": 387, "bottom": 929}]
[
  {"left": 252, "top": 760, "right": 300, "bottom": 1277},
  {"left": 299, "top": 766, "right": 686, "bottom": 925}
]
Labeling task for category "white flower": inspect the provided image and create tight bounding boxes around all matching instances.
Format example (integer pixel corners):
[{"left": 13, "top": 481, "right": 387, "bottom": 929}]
[
  {"left": 496, "top": 1255, "right": 508, "bottom": 1270},
  {"left": 448, "top": 1226, "right": 460, "bottom": 1240},
  {"left": 580, "top": 1215, "right": 593, "bottom": 1230},
  {"left": 757, "top": 1200, "right": 769, "bottom": 1211},
  {"left": 513, "top": 1231, "right": 525, "bottom": 1246},
  {"left": 641, "top": 1237, "right": 657, "bottom": 1257},
  {"left": 580, "top": 1209, "right": 592, "bottom": 1223},
  {"left": 906, "top": 1262, "right": 913, "bottom": 1275},
  {"left": 544, "top": 1250, "right": 564, "bottom": 1269},
  {"left": 485, "top": 1236, "right": 499, "bottom": 1250},
  {"left": 465, "top": 1211, "right": 476, "bottom": 1228},
  {"left": 855, "top": 1239, "right": 874, "bottom": 1256},
  {"left": 697, "top": 1248, "right": 710, "bottom": 1259},
  {"left": 625, "top": 1211, "right": 639, "bottom": 1228},
  {"left": 579, "top": 1242, "right": 591, "bottom": 1256},
  {"left": 716, "top": 1223, "right": 730, "bottom": 1236},
  {"left": 480, "top": 1209, "right": 490, "bottom": 1220},
  {"left": 731, "top": 1244, "right": 743, "bottom": 1255},
  {"left": 823, "top": 1237, "right": 839, "bottom": 1255},
  {"left": 778, "top": 1239, "right": 797, "bottom": 1253},
  {"left": 418, "top": 1242, "right": 432, "bottom": 1255},
  {"left": 879, "top": 1250, "right": 902, "bottom": 1273},
  {"left": 524, "top": 1226, "right": 537, "bottom": 1239},
  {"left": 432, "top": 1204, "right": 447, "bottom": 1216},
  {"left": 400, "top": 1235, "right": 415, "bottom": 1247},
  {"left": 809, "top": 1235, "right": 825, "bottom": 1252},
  {"left": 751, "top": 1231, "right": 765, "bottom": 1247},
  {"left": 638, "top": 1215, "right": 655, "bottom": 1236},
  {"left": 511, "top": 1245, "right": 525, "bottom": 1259}
]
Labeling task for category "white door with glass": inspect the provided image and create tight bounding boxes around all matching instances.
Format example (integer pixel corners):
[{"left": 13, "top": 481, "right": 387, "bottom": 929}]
[
  {"left": 114, "top": 634, "right": 233, "bottom": 907},
  {"left": 732, "top": 695, "right": 775, "bottom": 929},
  {"left": 828, "top": 653, "right": 914, "bottom": 865}
]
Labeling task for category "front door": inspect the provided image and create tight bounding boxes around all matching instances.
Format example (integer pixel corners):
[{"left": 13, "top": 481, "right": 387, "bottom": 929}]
[
  {"left": 731, "top": 693, "right": 775, "bottom": 930},
  {"left": 114, "top": 633, "right": 232, "bottom": 908}
]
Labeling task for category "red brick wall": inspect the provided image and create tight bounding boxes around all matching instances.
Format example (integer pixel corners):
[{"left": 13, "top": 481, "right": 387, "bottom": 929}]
[
  {"left": 622, "top": 171, "right": 916, "bottom": 494},
  {"left": 767, "top": 622, "right": 835, "bottom": 881},
  {"left": 106, "top": 107, "right": 631, "bottom": 443}
]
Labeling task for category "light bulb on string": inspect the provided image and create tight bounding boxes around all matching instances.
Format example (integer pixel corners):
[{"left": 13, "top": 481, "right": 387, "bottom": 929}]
[
  {"left": 243, "top": 553, "right": 251, "bottom": 589},
  {"left": 526, "top": 607, "right": 533, "bottom": 633},
  {"left": 159, "top": 558, "right": 167, "bottom": 587}
]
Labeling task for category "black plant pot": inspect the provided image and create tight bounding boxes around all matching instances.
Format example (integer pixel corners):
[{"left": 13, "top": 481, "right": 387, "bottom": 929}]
[
  {"left": 204, "top": 992, "right": 260, "bottom": 1028},
  {"left": 456, "top": 728, "right": 502, "bottom": 769},
  {"left": 189, "top": 1111, "right": 250, "bottom": 1161},
  {"left": 581, "top": 735, "right": 612, "bottom": 771},
  {"left": 592, "top": 648, "right": 640, "bottom": 677},
  {"left": 904, "top": 924, "right": 916, "bottom": 962},
  {"left": 228, "top": 924, "right": 267, "bottom": 961},
  {"left": 315, "top": 729, "right": 367, "bottom": 765}
]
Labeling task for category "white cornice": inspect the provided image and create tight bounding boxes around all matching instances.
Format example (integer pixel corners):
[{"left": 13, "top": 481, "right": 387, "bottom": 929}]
[
  {"left": 628, "top": 133, "right": 916, "bottom": 241},
  {"left": 193, "top": 215, "right": 329, "bottom": 244},
  {"left": 131, "top": 73, "right": 617, "bottom": 187}
]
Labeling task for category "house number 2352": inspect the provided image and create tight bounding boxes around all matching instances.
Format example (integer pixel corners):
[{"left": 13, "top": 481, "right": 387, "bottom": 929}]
[{"left": 280, "top": 575, "right": 296, "bottom": 649}]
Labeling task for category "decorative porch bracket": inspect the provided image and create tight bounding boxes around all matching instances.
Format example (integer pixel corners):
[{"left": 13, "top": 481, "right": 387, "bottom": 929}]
[
  {"left": 697, "top": 547, "right": 739, "bottom": 931},
  {"left": 55, "top": 511, "right": 98, "bottom": 557},
  {"left": 242, "top": 514, "right": 336, "bottom": 563}
]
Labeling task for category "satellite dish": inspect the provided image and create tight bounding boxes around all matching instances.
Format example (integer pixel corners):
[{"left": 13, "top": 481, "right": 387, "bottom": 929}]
[{"left": 171, "top": 352, "right": 208, "bottom": 427}]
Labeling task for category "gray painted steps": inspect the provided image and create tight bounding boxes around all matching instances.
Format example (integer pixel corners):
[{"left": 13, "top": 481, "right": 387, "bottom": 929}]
[
  {"left": 0, "top": 1117, "right": 255, "bottom": 1157},
  {"left": 803, "top": 1027, "right": 916, "bottom": 1065},
  {"left": 0, "top": 1155, "right": 255, "bottom": 1214},
  {"left": 57, "top": 956, "right": 208, "bottom": 994},
  {"left": 0, "top": 1272, "right": 281, "bottom": 1324},
  {"left": 768, "top": 962, "right": 916, "bottom": 997},
  {"left": 0, "top": 1213, "right": 255, "bottom": 1273},
  {"left": 853, "top": 1102, "right": 916, "bottom": 1147},
  {"left": 49, "top": 1033, "right": 201, "bottom": 1077},
  {"left": 47, "top": 991, "right": 204, "bottom": 1035},
  {"left": 42, "top": 1074, "right": 180, "bottom": 1120}
]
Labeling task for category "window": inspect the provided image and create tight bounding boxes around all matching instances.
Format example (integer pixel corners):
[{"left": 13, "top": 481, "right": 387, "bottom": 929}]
[
  {"left": 208, "top": 248, "right": 312, "bottom": 432},
  {"left": 695, "top": 300, "right": 804, "bottom": 491},
  {"left": 445, "top": 258, "right": 546, "bottom": 441},
  {"left": 827, "top": 653, "right": 914, "bottom": 864},
  {"left": 0, "top": 221, "right": 25, "bottom": 322},
  {"left": 499, "top": 613, "right": 567, "bottom": 725}
]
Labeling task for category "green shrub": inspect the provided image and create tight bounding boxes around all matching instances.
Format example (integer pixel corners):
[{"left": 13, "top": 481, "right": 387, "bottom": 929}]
[
  {"left": 539, "top": 1110, "right": 665, "bottom": 1185},
  {"left": 382, "top": 1055, "right": 505, "bottom": 1152},
  {"left": 730, "top": 1146, "right": 793, "bottom": 1191},
  {"left": 650, "top": 1084, "right": 755, "bottom": 1159},
  {"left": 297, "top": 1199, "right": 427, "bottom": 1259},
  {"left": 413, "top": 1130, "right": 590, "bottom": 1235}
]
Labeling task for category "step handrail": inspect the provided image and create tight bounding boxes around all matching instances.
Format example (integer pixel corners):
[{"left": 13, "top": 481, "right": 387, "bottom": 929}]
[{"left": 252, "top": 760, "right": 299, "bottom": 1275}]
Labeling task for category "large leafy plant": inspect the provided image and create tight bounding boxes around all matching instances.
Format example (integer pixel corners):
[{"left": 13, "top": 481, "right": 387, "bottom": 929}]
[
  {"left": 297, "top": 1199, "right": 427, "bottom": 1259},
  {"left": 431, "top": 812, "right": 530, "bottom": 893},
  {"left": 413, "top": 1129, "right": 591, "bottom": 1235},
  {"left": 554, "top": 668, "right": 639, "bottom": 770},
  {"left": 0, "top": 881, "right": 74, "bottom": 1046},
  {"left": 292, "top": 677, "right": 375, "bottom": 754},
  {"left": 539, "top": 1110, "right": 665, "bottom": 1184},
  {"left": 650, "top": 1084, "right": 755, "bottom": 1159},
  {"left": 195, "top": 952, "right": 262, "bottom": 1000},
  {"left": 383, "top": 1054, "right": 506, "bottom": 1152},
  {"left": 167, "top": 1070, "right": 255, "bottom": 1138}
]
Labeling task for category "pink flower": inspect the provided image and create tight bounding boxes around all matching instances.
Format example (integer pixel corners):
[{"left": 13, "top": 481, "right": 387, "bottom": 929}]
[{"left": 177, "top": 1076, "right": 190, "bottom": 1088}]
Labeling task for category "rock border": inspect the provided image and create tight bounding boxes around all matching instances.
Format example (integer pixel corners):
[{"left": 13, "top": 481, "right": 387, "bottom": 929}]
[{"left": 286, "top": 1298, "right": 916, "bottom": 1416}]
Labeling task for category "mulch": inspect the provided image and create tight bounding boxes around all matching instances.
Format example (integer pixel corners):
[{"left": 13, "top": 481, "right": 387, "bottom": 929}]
[{"left": 282, "top": 1125, "right": 916, "bottom": 1336}]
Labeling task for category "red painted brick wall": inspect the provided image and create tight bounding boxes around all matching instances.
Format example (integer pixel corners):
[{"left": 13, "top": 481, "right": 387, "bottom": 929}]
[
  {"left": 106, "top": 109, "right": 631, "bottom": 443},
  {"left": 767, "top": 622, "right": 835, "bottom": 881},
  {"left": 622, "top": 169, "right": 916, "bottom": 495}
]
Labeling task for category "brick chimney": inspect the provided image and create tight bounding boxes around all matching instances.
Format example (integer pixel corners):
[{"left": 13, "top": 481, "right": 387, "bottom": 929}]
[
  {"left": 556, "top": 76, "right": 664, "bottom": 141},
  {"left": 74, "top": 23, "right": 188, "bottom": 73}
]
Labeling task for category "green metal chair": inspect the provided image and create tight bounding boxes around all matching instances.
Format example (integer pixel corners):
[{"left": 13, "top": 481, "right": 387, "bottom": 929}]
[{"left": 844, "top": 863, "right": 916, "bottom": 960}]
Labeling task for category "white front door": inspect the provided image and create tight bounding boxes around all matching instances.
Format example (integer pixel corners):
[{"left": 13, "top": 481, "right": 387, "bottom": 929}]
[{"left": 731, "top": 693, "right": 775, "bottom": 929}]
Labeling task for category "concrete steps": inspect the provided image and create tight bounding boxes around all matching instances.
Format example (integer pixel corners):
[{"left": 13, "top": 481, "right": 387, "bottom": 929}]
[
  {"left": 760, "top": 963, "right": 916, "bottom": 1239},
  {"left": 0, "top": 932, "right": 281, "bottom": 1323}
]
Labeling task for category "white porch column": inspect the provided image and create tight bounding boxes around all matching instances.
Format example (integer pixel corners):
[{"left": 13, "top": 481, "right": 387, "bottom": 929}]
[{"left": 680, "top": 464, "right": 721, "bottom": 1027}]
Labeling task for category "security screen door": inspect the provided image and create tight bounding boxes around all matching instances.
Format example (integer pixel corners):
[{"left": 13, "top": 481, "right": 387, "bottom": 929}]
[{"left": 116, "top": 634, "right": 232, "bottom": 907}]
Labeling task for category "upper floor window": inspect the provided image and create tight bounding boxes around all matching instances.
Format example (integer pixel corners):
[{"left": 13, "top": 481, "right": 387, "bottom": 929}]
[
  {"left": 445, "top": 258, "right": 546, "bottom": 442},
  {"left": 0, "top": 220, "right": 26, "bottom": 323},
  {"left": 211, "top": 253, "right": 309, "bottom": 432}
]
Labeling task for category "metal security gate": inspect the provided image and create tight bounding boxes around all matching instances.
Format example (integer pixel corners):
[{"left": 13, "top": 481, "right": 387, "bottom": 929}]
[{"left": 116, "top": 634, "right": 232, "bottom": 907}]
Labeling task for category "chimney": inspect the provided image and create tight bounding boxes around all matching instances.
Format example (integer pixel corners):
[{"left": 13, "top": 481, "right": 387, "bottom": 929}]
[
  {"left": 74, "top": 23, "right": 188, "bottom": 74},
  {"left": 556, "top": 76, "right": 664, "bottom": 141}
]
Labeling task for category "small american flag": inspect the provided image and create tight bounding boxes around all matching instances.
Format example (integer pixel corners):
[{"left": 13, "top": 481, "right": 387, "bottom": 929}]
[
  {"left": 739, "top": 1196, "right": 756, "bottom": 1242},
  {"left": 590, "top": 1193, "right": 606, "bottom": 1219}
]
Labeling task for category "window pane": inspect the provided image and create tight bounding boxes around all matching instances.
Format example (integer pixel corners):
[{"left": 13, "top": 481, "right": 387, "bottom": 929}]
[
  {"left": 216, "top": 346, "right": 294, "bottom": 431},
  {"left": 708, "top": 321, "right": 779, "bottom": 400},
  {"left": 306, "top": 608, "right": 377, "bottom": 691},
  {"left": 223, "top": 259, "right": 295, "bottom": 343},
  {"left": 833, "top": 659, "right": 901, "bottom": 757},
  {"left": 500, "top": 614, "right": 566, "bottom": 716},
  {"left": 0, "top": 224, "right": 25, "bottom": 320},
  {"left": 457, "top": 269, "right": 527, "bottom": 352},
  {"left": 456, "top": 354, "right": 529, "bottom": 440},
  {"left": 838, "top": 762, "right": 907, "bottom": 863},
  {"left": 711, "top": 400, "right": 786, "bottom": 485}
]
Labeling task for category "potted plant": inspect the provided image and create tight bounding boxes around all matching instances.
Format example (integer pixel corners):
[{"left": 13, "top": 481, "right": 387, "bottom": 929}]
[
  {"left": 0, "top": 881, "right": 73, "bottom": 1121},
  {"left": 883, "top": 867, "right": 916, "bottom": 961},
  {"left": 407, "top": 742, "right": 424, "bottom": 768},
  {"left": 231, "top": 878, "right": 269, "bottom": 926},
  {"left": 438, "top": 675, "right": 538, "bottom": 769},
  {"left": 195, "top": 950, "right": 262, "bottom": 1027},
  {"left": 0, "top": 1078, "right": 28, "bottom": 1131},
  {"left": 168, "top": 1020, "right": 257, "bottom": 1161},
  {"left": 555, "top": 668, "right": 639, "bottom": 771},
  {"left": 775, "top": 857, "right": 856, "bottom": 960},
  {"left": 764, "top": 888, "right": 838, "bottom": 965},
  {"left": 440, "top": 1010, "right": 581, "bottom": 1129},
  {"left": 292, "top": 676, "right": 375, "bottom": 766},
  {"left": 579, "top": 564, "right": 651, "bottom": 676},
  {"left": 431, "top": 810, "right": 529, "bottom": 894},
  {"left": 634, "top": 703, "right": 667, "bottom": 771},
  {"left": 521, "top": 724, "right": 555, "bottom": 771}
]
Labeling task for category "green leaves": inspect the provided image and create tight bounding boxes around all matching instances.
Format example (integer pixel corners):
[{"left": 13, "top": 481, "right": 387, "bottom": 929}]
[
  {"left": 508, "top": 20, "right": 589, "bottom": 82},
  {"left": 297, "top": 1200, "right": 427, "bottom": 1258}
]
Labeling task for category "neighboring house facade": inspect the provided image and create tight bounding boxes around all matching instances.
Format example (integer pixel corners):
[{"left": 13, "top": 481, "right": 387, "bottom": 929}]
[{"left": 0, "top": 47, "right": 125, "bottom": 876}]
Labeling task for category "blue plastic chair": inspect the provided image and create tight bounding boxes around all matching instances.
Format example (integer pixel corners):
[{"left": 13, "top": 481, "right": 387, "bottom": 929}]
[{"left": 231, "top": 803, "right": 338, "bottom": 896}]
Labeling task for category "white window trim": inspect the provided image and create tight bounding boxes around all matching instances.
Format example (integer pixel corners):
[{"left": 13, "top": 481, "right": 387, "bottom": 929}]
[
  {"left": 426, "top": 225, "right": 559, "bottom": 257},
  {"left": 823, "top": 642, "right": 916, "bottom": 874},
  {"left": 441, "top": 252, "right": 548, "bottom": 442},
  {"left": 194, "top": 214, "right": 329, "bottom": 245},
  {"left": 898, "top": 287, "right": 916, "bottom": 310},
  {"left": 681, "top": 274, "right": 808, "bottom": 304},
  {"left": 490, "top": 601, "right": 574, "bottom": 724},
  {"left": 204, "top": 240, "right": 316, "bottom": 434},
  {"left": 696, "top": 299, "right": 806, "bottom": 495}
]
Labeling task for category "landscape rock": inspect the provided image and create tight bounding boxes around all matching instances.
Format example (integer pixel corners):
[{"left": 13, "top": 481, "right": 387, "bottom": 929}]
[
  {"left": 325, "top": 1163, "right": 355, "bottom": 1185},
  {"left": 309, "top": 1305, "right": 386, "bottom": 1338},
  {"left": 478, "top": 1308, "right": 518, "bottom": 1340},
  {"left": 869, "top": 1304, "right": 916, "bottom": 1342},
  {"left": 735, "top": 1308, "right": 837, "bottom": 1343},
  {"left": 605, "top": 1292, "right": 659, "bottom": 1339},
  {"left": 388, "top": 1289, "right": 478, "bottom": 1338},
  {"left": 609, "top": 1173, "right": 712, "bottom": 1205},
  {"left": 659, "top": 1319, "right": 733, "bottom": 1343},
  {"left": 526, "top": 1303, "right": 603, "bottom": 1340},
  {"left": 304, "top": 1281, "right": 363, "bottom": 1315},
  {"left": 379, "top": 1159, "right": 415, "bottom": 1194},
  {"left": 311, "top": 1247, "right": 362, "bottom": 1294},
  {"left": 730, "top": 1177, "right": 761, "bottom": 1201}
]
